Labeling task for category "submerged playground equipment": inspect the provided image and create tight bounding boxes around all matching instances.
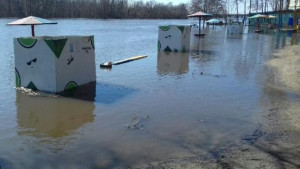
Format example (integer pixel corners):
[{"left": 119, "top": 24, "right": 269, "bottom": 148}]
[
  {"left": 9, "top": 17, "right": 194, "bottom": 94},
  {"left": 14, "top": 36, "right": 96, "bottom": 93},
  {"left": 158, "top": 25, "right": 191, "bottom": 53},
  {"left": 8, "top": 16, "right": 96, "bottom": 94}
]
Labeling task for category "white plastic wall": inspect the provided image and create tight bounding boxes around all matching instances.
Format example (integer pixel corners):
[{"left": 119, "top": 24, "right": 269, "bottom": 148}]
[
  {"left": 158, "top": 25, "right": 191, "bottom": 52},
  {"left": 227, "top": 23, "right": 243, "bottom": 34},
  {"left": 14, "top": 36, "right": 96, "bottom": 93}
]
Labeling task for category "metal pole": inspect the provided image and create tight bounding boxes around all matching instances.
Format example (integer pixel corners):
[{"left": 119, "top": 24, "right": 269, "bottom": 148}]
[
  {"left": 199, "top": 17, "right": 201, "bottom": 35},
  {"left": 31, "top": 25, "right": 35, "bottom": 36}
]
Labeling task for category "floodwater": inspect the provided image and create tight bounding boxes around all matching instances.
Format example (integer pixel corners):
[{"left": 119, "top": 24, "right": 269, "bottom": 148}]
[{"left": 0, "top": 19, "right": 299, "bottom": 169}]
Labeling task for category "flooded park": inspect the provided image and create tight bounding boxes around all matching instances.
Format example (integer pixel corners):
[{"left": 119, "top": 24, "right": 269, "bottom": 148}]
[{"left": 0, "top": 19, "right": 300, "bottom": 168}]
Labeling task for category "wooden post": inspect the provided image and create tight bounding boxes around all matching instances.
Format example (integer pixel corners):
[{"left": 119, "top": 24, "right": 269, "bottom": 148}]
[
  {"left": 293, "top": 12, "right": 297, "bottom": 30},
  {"left": 31, "top": 24, "right": 35, "bottom": 36}
]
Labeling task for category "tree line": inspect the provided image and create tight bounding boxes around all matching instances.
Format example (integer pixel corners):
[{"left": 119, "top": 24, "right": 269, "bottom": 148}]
[
  {"left": 189, "top": 0, "right": 293, "bottom": 24},
  {"left": 190, "top": 0, "right": 293, "bottom": 15},
  {"left": 0, "top": 0, "right": 188, "bottom": 19},
  {"left": 0, "top": 0, "right": 294, "bottom": 19}
]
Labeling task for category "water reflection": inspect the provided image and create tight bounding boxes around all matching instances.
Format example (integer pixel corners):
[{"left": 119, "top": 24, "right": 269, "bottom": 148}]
[
  {"left": 1, "top": 19, "right": 300, "bottom": 169},
  {"left": 59, "top": 82, "right": 96, "bottom": 102},
  {"left": 95, "top": 82, "right": 137, "bottom": 104},
  {"left": 157, "top": 51, "right": 189, "bottom": 75},
  {"left": 290, "top": 33, "right": 298, "bottom": 45},
  {"left": 190, "top": 49, "right": 218, "bottom": 64},
  {"left": 247, "top": 26, "right": 300, "bottom": 49},
  {"left": 16, "top": 92, "right": 95, "bottom": 138},
  {"left": 226, "top": 33, "right": 243, "bottom": 39},
  {"left": 274, "top": 31, "right": 288, "bottom": 48},
  {"left": 60, "top": 82, "right": 137, "bottom": 104}
]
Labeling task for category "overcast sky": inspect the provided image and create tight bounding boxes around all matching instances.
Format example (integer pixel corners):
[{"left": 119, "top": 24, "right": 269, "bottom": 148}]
[
  {"left": 152, "top": 0, "right": 249, "bottom": 13},
  {"left": 149, "top": 0, "right": 190, "bottom": 5}
]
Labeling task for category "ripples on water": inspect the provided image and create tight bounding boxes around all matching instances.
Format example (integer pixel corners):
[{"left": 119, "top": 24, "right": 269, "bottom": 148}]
[{"left": 0, "top": 19, "right": 299, "bottom": 168}]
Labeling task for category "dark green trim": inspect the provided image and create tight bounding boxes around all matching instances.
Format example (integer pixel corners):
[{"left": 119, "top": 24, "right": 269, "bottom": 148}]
[
  {"left": 64, "top": 81, "right": 78, "bottom": 95},
  {"left": 164, "top": 46, "right": 172, "bottom": 52},
  {"left": 17, "top": 38, "right": 37, "bottom": 48},
  {"left": 44, "top": 39, "right": 68, "bottom": 59},
  {"left": 177, "top": 26, "right": 185, "bottom": 34},
  {"left": 160, "top": 26, "right": 171, "bottom": 31},
  {"left": 90, "top": 36, "right": 95, "bottom": 49},
  {"left": 158, "top": 40, "right": 161, "bottom": 51},
  {"left": 15, "top": 68, "right": 21, "bottom": 87},
  {"left": 27, "top": 81, "right": 38, "bottom": 91}
]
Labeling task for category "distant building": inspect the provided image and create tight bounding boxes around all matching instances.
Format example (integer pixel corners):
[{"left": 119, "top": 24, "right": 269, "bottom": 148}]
[
  {"left": 248, "top": 11, "right": 295, "bottom": 27},
  {"left": 247, "top": 1, "right": 299, "bottom": 29}
]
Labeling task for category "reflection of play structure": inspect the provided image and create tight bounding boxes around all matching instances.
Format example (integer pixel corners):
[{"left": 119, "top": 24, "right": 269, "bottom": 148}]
[
  {"left": 16, "top": 92, "right": 95, "bottom": 138},
  {"left": 157, "top": 52, "right": 189, "bottom": 75},
  {"left": 227, "top": 22, "right": 243, "bottom": 34},
  {"left": 59, "top": 82, "right": 137, "bottom": 104}
]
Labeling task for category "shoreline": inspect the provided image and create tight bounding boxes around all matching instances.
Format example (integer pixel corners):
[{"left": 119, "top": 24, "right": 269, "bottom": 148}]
[{"left": 136, "top": 44, "right": 300, "bottom": 169}]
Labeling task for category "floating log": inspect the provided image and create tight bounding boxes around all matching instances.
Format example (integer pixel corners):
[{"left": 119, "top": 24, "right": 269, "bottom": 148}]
[
  {"left": 100, "top": 62, "right": 112, "bottom": 68},
  {"left": 100, "top": 55, "right": 147, "bottom": 69},
  {"left": 194, "top": 33, "right": 205, "bottom": 37},
  {"left": 112, "top": 55, "right": 147, "bottom": 65}
]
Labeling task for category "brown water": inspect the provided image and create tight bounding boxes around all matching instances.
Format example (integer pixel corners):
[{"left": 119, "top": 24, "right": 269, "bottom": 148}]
[{"left": 0, "top": 19, "right": 299, "bottom": 169}]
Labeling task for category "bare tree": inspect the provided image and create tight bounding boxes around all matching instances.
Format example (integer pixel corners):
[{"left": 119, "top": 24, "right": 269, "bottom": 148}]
[
  {"left": 0, "top": 0, "right": 188, "bottom": 19},
  {"left": 190, "top": 0, "right": 227, "bottom": 15}
]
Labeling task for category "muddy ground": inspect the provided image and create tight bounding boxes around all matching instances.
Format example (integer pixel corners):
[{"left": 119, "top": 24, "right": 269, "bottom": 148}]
[{"left": 136, "top": 45, "right": 300, "bottom": 169}]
